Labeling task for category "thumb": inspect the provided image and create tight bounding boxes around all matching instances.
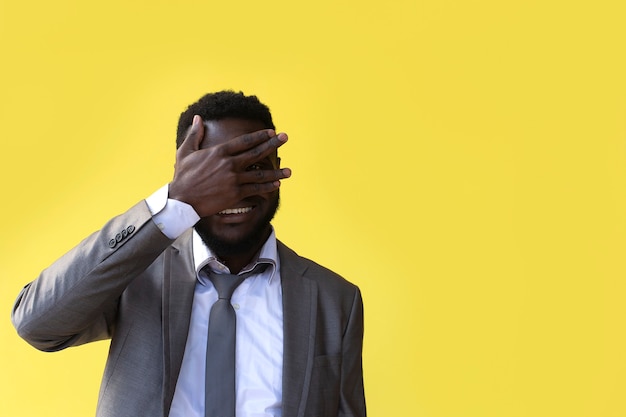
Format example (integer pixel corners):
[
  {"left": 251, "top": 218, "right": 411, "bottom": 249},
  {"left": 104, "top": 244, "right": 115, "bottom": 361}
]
[{"left": 178, "top": 115, "right": 204, "bottom": 156}]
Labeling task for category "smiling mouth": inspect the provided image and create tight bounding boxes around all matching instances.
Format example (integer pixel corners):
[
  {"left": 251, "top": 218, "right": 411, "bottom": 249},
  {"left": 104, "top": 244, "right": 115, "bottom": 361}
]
[{"left": 218, "top": 207, "right": 254, "bottom": 215}]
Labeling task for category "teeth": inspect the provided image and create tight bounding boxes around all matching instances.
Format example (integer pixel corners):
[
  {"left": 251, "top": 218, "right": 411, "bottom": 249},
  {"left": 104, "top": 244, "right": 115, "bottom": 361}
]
[{"left": 219, "top": 207, "right": 253, "bottom": 215}]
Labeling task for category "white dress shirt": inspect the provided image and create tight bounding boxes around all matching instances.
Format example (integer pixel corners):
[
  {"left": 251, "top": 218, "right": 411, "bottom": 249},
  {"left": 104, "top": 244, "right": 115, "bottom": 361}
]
[{"left": 146, "top": 185, "right": 284, "bottom": 417}]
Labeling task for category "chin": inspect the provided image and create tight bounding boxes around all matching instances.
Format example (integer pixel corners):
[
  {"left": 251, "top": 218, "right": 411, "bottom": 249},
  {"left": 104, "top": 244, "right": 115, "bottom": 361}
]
[
  {"left": 200, "top": 228, "right": 271, "bottom": 257},
  {"left": 196, "top": 193, "right": 280, "bottom": 257}
]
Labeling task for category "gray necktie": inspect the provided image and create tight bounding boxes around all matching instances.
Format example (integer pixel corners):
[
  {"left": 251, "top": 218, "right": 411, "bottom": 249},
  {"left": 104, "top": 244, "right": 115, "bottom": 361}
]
[{"left": 204, "top": 264, "right": 268, "bottom": 417}]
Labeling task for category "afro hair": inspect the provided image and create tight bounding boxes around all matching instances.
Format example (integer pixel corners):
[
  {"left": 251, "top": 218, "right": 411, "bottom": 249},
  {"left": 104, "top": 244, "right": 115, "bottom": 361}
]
[{"left": 176, "top": 90, "right": 275, "bottom": 148}]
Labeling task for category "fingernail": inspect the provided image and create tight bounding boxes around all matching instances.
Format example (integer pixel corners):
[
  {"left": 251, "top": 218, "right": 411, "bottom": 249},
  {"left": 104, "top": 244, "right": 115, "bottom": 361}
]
[
  {"left": 192, "top": 115, "right": 200, "bottom": 126},
  {"left": 278, "top": 133, "right": 288, "bottom": 142},
  {"left": 283, "top": 168, "right": 292, "bottom": 177}
]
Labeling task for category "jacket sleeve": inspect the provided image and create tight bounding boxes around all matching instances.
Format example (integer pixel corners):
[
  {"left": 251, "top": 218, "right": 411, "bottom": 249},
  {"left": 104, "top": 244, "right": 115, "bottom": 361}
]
[
  {"left": 11, "top": 201, "right": 174, "bottom": 352},
  {"left": 339, "top": 286, "right": 366, "bottom": 417}
]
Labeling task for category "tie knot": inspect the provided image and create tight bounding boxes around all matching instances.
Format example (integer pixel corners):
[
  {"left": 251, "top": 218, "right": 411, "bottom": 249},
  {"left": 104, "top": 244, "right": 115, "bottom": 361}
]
[
  {"left": 208, "top": 273, "right": 245, "bottom": 300},
  {"left": 206, "top": 262, "right": 270, "bottom": 300}
]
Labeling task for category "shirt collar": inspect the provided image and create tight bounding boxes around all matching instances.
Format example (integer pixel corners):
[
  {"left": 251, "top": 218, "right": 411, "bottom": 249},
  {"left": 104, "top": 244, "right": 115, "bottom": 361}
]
[{"left": 192, "top": 228, "right": 279, "bottom": 283}]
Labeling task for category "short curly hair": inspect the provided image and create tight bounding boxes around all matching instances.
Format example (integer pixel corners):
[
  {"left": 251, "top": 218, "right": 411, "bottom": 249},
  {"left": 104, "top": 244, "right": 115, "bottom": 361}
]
[{"left": 176, "top": 90, "right": 275, "bottom": 148}]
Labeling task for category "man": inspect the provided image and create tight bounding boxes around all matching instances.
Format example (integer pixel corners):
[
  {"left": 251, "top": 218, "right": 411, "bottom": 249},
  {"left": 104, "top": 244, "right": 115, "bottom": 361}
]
[{"left": 11, "top": 91, "right": 366, "bottom": 417}]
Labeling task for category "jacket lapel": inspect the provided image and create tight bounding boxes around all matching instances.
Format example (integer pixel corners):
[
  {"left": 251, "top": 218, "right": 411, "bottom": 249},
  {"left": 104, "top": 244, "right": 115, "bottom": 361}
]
[
  {"left": 162, "top": 230, "right": 197, "bottom": 415},
  {"left": 278, "top": 241, "right": 318, "bottom": 417}
]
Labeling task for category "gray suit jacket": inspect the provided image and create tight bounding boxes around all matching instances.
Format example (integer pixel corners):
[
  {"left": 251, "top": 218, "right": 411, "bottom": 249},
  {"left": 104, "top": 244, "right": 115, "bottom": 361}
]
[{"left": 12, "top": 201, "right": 365, "bottom": 417}]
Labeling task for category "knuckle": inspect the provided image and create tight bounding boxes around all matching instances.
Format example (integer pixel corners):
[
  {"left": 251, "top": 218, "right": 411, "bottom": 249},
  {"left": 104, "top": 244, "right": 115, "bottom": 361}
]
[
  {"left": 215, "top": 144, "right": 228, "bottom": 157},
  {"left": 241, "top": 134, "right": 253, "bottom": 145}
]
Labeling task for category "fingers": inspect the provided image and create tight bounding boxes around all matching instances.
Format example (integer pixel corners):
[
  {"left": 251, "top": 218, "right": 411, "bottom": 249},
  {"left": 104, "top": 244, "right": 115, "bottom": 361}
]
[
  {"left": 238, "top": 178, "right": 286, "bottom": 198},
  {"left": 222, "top": 129, "right": 274, "bottom": 155},
  {"left": 235, "top": 165, "right": 291, "bottom": 198},
  {"left": 178, "top": 115, "right": 205, "bottom": 156},
  {"left": 238, "top": 167, "right": 292, "bottom": 185},
  {"left": 235, "top": 167, "right": 292, "bottom": 200},
  {"left": 223, "top": 129, "right": 288, "bottom": 158},
  {"left": 233, "top": 132, "right": 289, "bottom": 168}
]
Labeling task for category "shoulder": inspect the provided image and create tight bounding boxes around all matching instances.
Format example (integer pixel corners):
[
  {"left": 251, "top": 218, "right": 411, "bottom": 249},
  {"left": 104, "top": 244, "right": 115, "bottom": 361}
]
[{"left": 277, "top": 240, "right": 359, "bottom": 294}]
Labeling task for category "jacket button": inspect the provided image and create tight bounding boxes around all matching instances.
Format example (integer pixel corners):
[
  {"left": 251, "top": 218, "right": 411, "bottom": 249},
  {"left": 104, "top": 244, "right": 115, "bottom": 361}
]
[
  {"left": 115, "top": 233, "right": 122, "bottom": 242},
  {"left": 108, "top": 239, "right": 117, "bottom": 248},
  {"left": 127, "top": 225, "right": 135, "bottom": 234}
]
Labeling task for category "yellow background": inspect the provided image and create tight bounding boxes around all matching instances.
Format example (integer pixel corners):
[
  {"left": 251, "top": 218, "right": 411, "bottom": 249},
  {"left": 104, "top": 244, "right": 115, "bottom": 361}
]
[{"left": 1, "top": 0, "right": 626, "bottom": 416}]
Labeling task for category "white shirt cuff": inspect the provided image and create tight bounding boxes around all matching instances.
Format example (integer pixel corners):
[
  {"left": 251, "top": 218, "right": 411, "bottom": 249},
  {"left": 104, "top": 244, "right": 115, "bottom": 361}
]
[{"left": 145, "top": 184, "right": 200, "bottom": 239}]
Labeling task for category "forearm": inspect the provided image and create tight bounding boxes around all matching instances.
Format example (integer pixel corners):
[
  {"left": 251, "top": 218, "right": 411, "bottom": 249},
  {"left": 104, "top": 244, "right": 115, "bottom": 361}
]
[{"left": 11, "top": 201, "right": 173, "bottom": 351}]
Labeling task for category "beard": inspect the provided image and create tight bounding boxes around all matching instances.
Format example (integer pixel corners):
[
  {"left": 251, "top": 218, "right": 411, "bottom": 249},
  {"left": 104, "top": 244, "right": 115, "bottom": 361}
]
[{"left": 194, "top": 191, "right": 280, "bottom": 258}]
